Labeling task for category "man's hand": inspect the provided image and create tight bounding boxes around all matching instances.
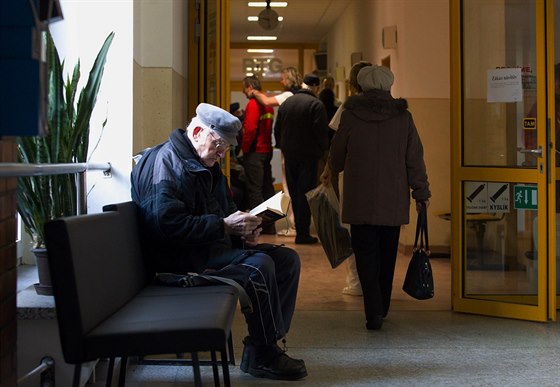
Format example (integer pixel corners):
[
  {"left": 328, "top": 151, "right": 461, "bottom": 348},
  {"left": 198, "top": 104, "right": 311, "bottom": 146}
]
[
  {"left": 320, "top": 164, "right": 331, "bottom": 187},
  {"left": 416, "top": 200, "right": 430, "bottom": 213},
  {"left": 243, "top": 227, "right": 261, "bottom": 246},
  {"left": 223, "top": 211, "right": 262, "bottom": 237}
]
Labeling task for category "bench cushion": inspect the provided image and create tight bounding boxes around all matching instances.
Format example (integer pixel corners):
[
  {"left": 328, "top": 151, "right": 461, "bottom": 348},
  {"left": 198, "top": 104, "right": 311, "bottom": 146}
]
[{"left": 83, "top": 285, "right": 238, "bottom": 360}]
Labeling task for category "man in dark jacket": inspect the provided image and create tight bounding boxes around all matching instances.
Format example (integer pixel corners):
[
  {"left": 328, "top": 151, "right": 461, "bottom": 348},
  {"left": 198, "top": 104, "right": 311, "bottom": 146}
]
[
  {"left": 274, "top": 74, "right": 329, "bottom": 244},
  {"left": 130, "top": 103, "right": 307, "bottom": 380}
]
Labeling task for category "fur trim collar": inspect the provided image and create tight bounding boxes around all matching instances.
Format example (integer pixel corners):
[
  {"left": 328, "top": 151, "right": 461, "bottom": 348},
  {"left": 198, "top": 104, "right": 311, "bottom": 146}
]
[{"left": 344, "top": 90, "right": 408, "bottom": 116}]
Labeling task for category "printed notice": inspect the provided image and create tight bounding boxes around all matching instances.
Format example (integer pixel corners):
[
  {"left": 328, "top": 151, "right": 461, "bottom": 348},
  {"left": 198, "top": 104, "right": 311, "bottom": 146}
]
[
  {"left": 487, "top": 183, "right": 510, "bottom": 213},
  {"left": 465, "top": 182, "right": 487, "bottom": 213},
  {"left": 487, "top": 68, "right": 523, "bottom": 103}
]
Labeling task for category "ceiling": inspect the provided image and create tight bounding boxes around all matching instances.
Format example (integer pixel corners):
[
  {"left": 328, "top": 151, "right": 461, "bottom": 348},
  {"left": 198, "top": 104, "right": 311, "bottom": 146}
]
[{"left": 229, "top": 0, "right": 351, "bottom": 45}]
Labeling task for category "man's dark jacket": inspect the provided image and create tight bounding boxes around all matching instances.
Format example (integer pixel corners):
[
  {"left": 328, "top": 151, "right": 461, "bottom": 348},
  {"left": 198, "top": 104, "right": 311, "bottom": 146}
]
[
  {"left": 274, "top": 88, "right": 329, "bottom": 160},
  {"left": 131, "top": 128, "right": 246, "bottom": 274}
]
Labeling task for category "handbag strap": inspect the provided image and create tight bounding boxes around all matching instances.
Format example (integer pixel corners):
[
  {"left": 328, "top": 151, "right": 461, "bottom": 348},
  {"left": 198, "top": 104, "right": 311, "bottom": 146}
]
[
  {"left": 413, "top": 203, "right": 430, "bottom": 253},
  {"left": 197, "top": 273, "right": 253, "bottom": 313},
  {"left": 155, "top": 271, "right": 253, "bottom": 314}
]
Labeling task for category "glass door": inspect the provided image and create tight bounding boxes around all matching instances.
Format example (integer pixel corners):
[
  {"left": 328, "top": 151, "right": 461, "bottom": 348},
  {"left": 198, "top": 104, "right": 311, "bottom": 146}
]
[{"left": 451, "top": 0, "right": 557, "bottom": 321}]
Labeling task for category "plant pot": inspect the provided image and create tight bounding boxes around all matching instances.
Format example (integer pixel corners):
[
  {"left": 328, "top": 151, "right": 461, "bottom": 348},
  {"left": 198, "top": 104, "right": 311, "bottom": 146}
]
[{"left": 32, "top": 247, "right": 53, "bottom": 296}]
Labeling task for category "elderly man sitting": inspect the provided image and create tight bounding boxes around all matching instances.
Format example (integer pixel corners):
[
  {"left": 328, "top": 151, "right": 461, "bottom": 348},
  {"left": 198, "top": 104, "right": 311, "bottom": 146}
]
[{"left": 130, "top": 103, "right": 307, "bottom": 381}]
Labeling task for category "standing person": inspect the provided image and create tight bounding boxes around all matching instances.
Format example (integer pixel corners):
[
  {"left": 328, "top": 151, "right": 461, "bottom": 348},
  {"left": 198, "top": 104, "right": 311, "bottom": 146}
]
[
  {"left": 274, "top": 73, "right": 329, "bottom": 244},
  {"left": 251, "top": 66, "right": 302, "bottom": 107},
  {"left": 130, "top": 103, "right": 307, "bottom": 380},
  {"left": 251, "top": 67, "right": 302, "bottom": 237},
  {"left": 318, "top": 75, "right": 341, "bottom": 188},
  {"left": 321, "top": 60, "right": 372, "bottom": 296},
  {"left": 329, "top": 65, "right": 431, "bottom": 330},
  {"left": 241, "top": 75, "right": 276, "bottom": 234},
  {"left": 228, "top": 102, "right": 246, "bottom": 210}
]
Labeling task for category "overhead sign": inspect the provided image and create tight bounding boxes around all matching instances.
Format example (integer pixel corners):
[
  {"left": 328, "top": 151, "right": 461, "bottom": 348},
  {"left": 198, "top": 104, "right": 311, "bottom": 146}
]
[{"left": 514, "top": 185, "right": 537, "bottom": 210}]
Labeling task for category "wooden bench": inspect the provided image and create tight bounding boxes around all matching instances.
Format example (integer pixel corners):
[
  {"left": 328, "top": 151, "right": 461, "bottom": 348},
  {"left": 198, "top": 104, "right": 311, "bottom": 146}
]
[{"left": 45, "top": 201, "right": 239, "bottom": 387}]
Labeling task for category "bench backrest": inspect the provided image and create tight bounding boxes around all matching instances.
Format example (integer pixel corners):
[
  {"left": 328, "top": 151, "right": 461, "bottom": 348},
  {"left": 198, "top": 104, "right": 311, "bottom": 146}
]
[
  {"left": 102, "top": 201, "right": 155, "bottom": 278},
  {"left": 45, "top": 208, "right": 150, "bottom": 362}
]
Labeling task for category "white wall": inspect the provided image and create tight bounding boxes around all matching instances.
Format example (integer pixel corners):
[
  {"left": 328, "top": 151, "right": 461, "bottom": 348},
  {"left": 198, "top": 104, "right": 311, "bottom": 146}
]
[
  {"left": 49, "top": 1, "right": 134, "bottom": 214},
  {"left": 134, "top": 0, "right": 188, "bottom": 75},
  {"left": 323, "top": 0, "right": 451, "bottom": 248},
  {"left": 326, "top": 0, "right": 449, "bottom": 98}
]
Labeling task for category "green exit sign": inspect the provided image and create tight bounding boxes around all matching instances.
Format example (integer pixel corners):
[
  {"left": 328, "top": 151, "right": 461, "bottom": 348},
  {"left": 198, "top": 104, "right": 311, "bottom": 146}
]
[{"left": 514, "top": 185, "right": 537, "bottom": 210}]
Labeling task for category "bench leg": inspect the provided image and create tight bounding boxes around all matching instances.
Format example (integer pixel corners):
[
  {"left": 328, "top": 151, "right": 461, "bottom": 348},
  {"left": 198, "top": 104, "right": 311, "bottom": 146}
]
[
  {"left": 210, "top": 351, "right": 220, "bottom": 387},
  {"left": 227, "top": 333, "right": 235, "bottom": 365},
  {"left": 191, "top": 352, "right": 202, "bottom": 387},
  {"left": 118, "top": 356, "right": 128, "bottom": 387},
  {"left": 72, "top": 363, "right": 82, "bottom": 387},
  {"left": 106, "top": 358, "right": 115, "bottom": 387},
  {"left": 221, "top": 348, "right": 231, "bottom": 387}
]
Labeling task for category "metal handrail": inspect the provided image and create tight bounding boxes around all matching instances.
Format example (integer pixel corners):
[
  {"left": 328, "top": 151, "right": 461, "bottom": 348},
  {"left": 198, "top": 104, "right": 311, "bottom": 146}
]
[
  {"left": 0, "top": 162, "right": 112, "bottom": 214},
  {"left": 0, "top": 162, "right": 111, "bottom": 177},
  {"left": 17, "top": 356, "right": 55, "bottom": 385}
]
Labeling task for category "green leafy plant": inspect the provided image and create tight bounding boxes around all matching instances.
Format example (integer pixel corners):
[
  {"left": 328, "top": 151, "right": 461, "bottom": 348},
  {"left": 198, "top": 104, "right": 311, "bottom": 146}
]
[{"left": 17, "top": 31, "right": 114, "bottom": 248}]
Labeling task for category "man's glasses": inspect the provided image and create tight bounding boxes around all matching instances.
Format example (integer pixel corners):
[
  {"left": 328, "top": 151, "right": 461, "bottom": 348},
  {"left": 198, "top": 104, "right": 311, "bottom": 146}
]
[{"left": 208, "top": 130, "right": 231, "bottom": 153}]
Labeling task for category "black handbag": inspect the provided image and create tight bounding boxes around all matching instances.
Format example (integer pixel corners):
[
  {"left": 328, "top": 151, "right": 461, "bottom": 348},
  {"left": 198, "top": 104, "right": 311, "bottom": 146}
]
[{"left": 402, "top": 204, "right": 435, "bottom": 300}]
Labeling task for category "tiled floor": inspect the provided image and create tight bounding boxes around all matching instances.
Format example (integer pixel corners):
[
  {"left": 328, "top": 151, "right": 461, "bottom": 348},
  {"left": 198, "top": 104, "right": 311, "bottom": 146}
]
[{"left": 79, "top": 232, "right": 560, "bottom": 386}]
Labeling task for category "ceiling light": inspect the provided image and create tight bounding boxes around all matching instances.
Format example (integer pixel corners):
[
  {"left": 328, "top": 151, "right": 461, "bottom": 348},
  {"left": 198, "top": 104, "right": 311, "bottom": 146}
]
[
  {"left": 248, "top": 2, "right": 288, "bottom": 7},
  {"left": 247, "top": 36, "right": 277, "bottom": 41},
  {"left": 247, "top": 49, "right": 274, "bottom": 53},
  {"left": 248, "top": 15, "right": 283, "bottom": 22}
]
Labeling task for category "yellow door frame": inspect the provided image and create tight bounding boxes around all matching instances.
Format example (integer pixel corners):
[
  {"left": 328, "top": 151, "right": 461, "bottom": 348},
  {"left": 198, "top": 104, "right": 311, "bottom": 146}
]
[
  {"left": 450, "top": 0, "right": 556, "bottom": 322},
  {"left": 188, "top": 0, "right": 232, "bottom": 180}
]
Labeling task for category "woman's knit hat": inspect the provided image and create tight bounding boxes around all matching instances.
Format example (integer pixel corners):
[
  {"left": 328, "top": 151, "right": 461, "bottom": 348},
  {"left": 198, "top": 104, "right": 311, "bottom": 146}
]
[{"left": 357, "top": 65, "right": 394, "bottom": 91}]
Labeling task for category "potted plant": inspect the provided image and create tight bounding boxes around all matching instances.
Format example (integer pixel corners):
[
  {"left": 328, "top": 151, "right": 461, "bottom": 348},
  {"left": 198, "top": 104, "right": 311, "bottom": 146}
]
[{"left": 17, "top": 31, "right": 114, "bottom": 295}]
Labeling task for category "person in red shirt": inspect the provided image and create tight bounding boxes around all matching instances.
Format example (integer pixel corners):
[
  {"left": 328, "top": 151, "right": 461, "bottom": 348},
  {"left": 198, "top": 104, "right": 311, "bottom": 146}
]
[{"left": 242, "top": 75, "right": 276, "bottom": 233}]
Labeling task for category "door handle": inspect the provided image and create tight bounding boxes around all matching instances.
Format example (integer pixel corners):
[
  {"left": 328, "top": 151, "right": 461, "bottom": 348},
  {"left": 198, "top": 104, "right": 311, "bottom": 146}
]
[{"left": 518, "top": 146, "right": 543, "bottom": 156}]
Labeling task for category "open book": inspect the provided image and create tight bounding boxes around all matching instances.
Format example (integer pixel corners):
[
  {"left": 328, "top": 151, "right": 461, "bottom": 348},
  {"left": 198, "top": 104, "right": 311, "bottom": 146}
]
[{"left": 249, "top": 191, "right": 290, "bottom": 227}]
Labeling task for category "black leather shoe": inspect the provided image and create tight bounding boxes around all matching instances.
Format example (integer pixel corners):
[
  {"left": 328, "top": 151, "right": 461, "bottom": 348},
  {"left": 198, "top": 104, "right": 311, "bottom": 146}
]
[
  {"left": 366, "top": 315, "right": 383, "bottom": 330},
  {"left": 251, "top": 346, "right": 307, "bottom": 380},
  {"left": 295, "top": 235, "right": 318, "bottom": 244},
  {"left": 241, "top": 340, "right": 307, "bottom": 380}
]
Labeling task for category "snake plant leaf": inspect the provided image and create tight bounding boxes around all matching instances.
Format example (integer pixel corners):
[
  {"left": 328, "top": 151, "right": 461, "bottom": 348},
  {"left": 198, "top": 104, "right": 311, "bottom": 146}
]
[
  {"left": 16, "top": 31, "right": 114, "bottom": 248},
  {"left": 74, "top": 32, "right": 115, "bottom": 162}
]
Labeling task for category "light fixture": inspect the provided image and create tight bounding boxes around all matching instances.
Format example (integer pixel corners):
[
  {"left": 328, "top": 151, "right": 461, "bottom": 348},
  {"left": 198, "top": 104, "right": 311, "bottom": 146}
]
[
  {"left": 249, "top": 15, "right": 283, "bottom": 22},
  {"left": 248, "top": 2, "right": 288, "bottom": 7},
  {"left": 247, "top": 36, "right": 277, "bottom": 40},
  {"left": 247, "top": 49, "right": 274, "bottom": 53}
]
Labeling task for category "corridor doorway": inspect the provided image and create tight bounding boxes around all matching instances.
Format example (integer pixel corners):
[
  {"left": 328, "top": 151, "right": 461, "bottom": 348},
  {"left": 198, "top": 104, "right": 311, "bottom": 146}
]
[{"left": 450, "top": 0, "right": 558, "bottom": 322}]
